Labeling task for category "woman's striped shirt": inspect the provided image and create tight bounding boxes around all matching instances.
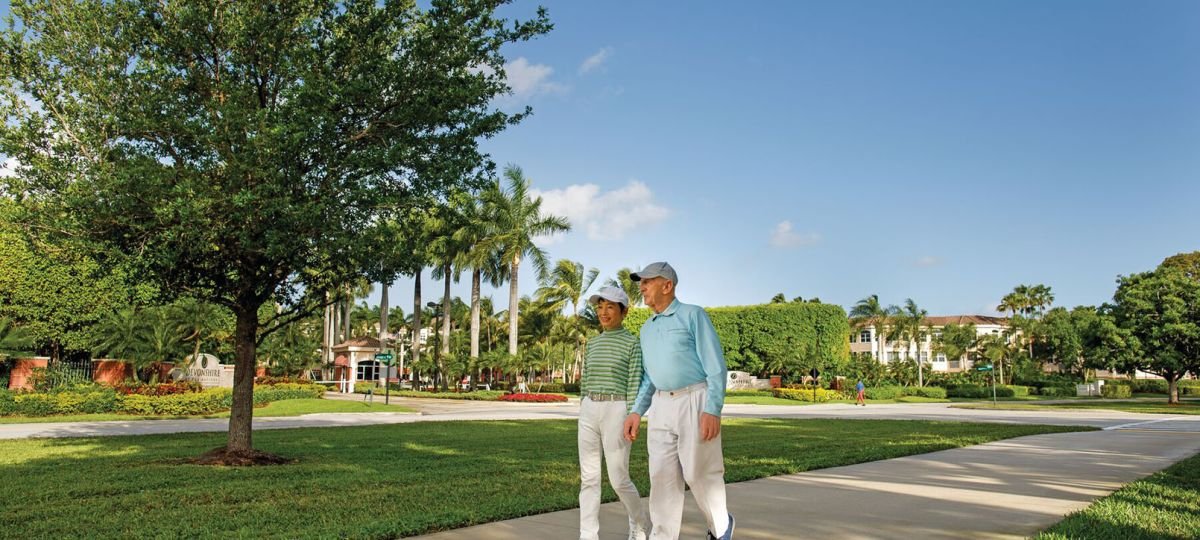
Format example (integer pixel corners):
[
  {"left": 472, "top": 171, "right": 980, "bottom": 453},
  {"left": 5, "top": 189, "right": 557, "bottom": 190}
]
[{"left": 581, "top": 327, "right": 643, "bottom": 413}]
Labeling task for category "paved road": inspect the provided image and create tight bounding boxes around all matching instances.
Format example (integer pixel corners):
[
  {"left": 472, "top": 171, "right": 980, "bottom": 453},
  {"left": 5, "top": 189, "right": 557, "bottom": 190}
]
[{"left": 2, "top": 396, "right": 1193, "bottom": 439}]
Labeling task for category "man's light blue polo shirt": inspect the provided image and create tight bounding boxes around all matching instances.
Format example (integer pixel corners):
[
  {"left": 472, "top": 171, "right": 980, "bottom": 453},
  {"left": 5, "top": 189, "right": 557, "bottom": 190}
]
[{"left": 631, "top": 298, "right": 727, "bottom": 417}]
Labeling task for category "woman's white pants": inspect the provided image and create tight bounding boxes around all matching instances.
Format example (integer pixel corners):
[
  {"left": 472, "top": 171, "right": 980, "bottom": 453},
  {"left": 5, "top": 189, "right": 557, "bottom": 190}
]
[{"left": 578, "top": 397, "right": 648, "bottom": 540}]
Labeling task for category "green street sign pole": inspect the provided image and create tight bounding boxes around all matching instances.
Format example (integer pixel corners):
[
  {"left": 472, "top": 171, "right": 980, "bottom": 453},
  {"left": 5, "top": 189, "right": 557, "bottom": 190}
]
[{"left": 375, "top": 352, "right": 395, "bottom": 404}]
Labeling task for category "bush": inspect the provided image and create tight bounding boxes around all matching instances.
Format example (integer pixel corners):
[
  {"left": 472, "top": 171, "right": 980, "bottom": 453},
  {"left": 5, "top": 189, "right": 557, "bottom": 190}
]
[
  {"left": 1038, "top": 386, "right": 1074, "bottom": 397},
  {"left": 498, "top": 393, "right": 568, "bottom": 403},
  {"left": 246, "top": 383, "right": 324, "bottom": 405},
  {"left": 524, "top": 382, "right": 579, "bottom": 393},
  {"left": 1003, "top": 385, "right": 1031, "bottom": 397},
  {"left": 119, "top": 390, "right": 229, "bottom": 416},
  {"left": 1127, "top": 380, "right": 1168, "bottom": 394},
  {"left": 354, "top": 382, "right": 377, "bottom": 394},
  {"left": 772, "top": 387, "right": 836, "bottom": 402},
  {"left": 1101, "top": 383, "right": 1132, "bottom": 399},
  {"left": 113, "top": 381, "right": 203, "bottom": 396},
  {"left": 863, "top": 385, "right": 904, "bottom": 400},
  {"left": 911, "top": 386, "right": 947, "bottom": 399},
  {"left": 255, "top": 376, "right": 311, "bottom": 386},
  {"left": 0, "top": 390, "right": 13, "bottom": 415}
]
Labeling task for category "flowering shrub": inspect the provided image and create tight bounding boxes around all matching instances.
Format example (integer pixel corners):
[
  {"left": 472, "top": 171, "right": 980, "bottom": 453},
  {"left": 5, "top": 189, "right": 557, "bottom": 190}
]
[
  {"left": 113, "top": 381, "right": 203, "bottom": 396},
  {"left": 498, "top": 393, "right": 568, "bottom": 403},
  {"left": 256, "top": 376, "right": 310, "bottom": 386},
  {"left": 771, "top": 387, "right": 836, "bottom": 402},
  {"left": 0, "top": 383, "right": 324, "bottom": 417}
]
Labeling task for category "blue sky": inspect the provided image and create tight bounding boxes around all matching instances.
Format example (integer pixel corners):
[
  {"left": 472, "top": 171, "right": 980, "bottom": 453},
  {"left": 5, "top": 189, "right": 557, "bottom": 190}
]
[
  {"left": 3, "top": 1, "right": 1197, "bottom": 317},
  {"left": 443, "top": 0, "right": 1199, "bottom": 316}
]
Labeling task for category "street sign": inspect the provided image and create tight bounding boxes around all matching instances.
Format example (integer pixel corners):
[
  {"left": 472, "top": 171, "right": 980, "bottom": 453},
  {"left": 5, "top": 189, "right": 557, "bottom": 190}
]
[
  {"left": 809, "top": 368, "right": 820, "bottom": 379},
  {"left": 976, "top": 365, "right": 993, "bottom": 371},
  {"left": 375, "top": 353, "right": 394, "bottom": 365}
]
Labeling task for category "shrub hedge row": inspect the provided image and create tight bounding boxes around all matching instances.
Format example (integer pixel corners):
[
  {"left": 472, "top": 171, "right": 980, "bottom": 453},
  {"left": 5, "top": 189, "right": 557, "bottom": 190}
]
[
  {"left": 772, "top": 387, "right": 837, "bottom": 402},
  {"left": 1100, "top": 384, "right": 1133, "bottom": 399},
  {"left": 384, "top": 389, "right": 505, "bottom": 401},
  {"left": 0, "top": 383, "right": 324, "bottom": 417}
]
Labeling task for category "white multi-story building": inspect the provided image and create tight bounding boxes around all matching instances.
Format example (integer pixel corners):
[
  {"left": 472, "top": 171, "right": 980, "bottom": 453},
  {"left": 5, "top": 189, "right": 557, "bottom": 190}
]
[{"left": 849, "top": 315, "right": 1010, "bottom": 373}]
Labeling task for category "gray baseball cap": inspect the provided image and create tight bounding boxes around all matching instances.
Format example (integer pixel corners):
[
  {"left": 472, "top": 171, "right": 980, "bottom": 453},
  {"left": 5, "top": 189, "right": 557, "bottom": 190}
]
[
  {"left": 630, "top": 261, "right": 678, "bottom": 284},
  {"left": 588, "top": 286, "right": 630, "bottom": 308}
]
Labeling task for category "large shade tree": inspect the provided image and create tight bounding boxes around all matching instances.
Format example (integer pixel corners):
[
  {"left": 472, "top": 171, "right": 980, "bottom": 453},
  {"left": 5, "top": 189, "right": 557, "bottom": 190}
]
[
  {"left": 1112, "top": 259, "right": 1200, "bottom": 404},
  {"left": 1, "top": 0, "right": 550, "bottom": 461}
]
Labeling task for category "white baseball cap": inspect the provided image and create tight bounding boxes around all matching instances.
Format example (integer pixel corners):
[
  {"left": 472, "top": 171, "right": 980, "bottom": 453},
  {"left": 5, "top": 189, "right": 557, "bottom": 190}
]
[
  {"left": 588, "top": 286, "right": 630, "bottom": 308},
  {"left": 630, "top": 261, "right": 678, "bottom": 285}
]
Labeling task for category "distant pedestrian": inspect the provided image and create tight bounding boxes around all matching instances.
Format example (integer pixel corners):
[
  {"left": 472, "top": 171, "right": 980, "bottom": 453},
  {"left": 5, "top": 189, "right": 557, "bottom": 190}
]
[
  {"left": 856, "top": 380, "right": 866, "bottom": 406},
  {"left": 578, "top": 286, "right": 649, "bottom": 540}
]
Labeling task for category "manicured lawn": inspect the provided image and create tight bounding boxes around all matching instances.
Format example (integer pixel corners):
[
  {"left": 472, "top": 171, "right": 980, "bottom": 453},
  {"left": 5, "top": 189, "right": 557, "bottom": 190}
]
[
  {"left": 0, "top": 418, "right": 1092, "bottom": 539},
  {"left": 952, "top": 399, "right": 1200, "bottom": 415},
  {"left": 0, "top": 398, "right": 414, "bottom": 424},
  {"left": 1034, "top": 451, "right": 1200, "bottom": 539}
]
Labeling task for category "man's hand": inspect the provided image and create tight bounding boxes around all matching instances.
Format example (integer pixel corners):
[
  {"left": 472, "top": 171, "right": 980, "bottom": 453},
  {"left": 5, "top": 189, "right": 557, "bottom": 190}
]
[
  {"left": 699, "top": 412, "right": 721, "bottom": 441},
  {"left": 623, "top": 413, "right": 642, "bottom": 442}
]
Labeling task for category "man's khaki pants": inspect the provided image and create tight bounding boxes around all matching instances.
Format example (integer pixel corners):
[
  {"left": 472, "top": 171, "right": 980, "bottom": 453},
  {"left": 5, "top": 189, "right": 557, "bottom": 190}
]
[
  {"left": 647, "top": 382, "right": 730, "bottom": 540},
  {"left": 578, "top": 397, "right": 647, "bottom": 540}
]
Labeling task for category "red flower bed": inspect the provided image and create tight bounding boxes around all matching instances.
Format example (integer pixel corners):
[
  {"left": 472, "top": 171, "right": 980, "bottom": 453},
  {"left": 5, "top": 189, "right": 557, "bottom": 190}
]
[{"left": 498, "top": 393, "right": 568, "bottom": 403}]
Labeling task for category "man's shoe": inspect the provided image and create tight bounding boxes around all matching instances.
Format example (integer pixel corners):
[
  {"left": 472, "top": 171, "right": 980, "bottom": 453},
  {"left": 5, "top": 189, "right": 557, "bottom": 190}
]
[
  {"left": 719, "top": 513, "right": 735, "bottom": 540},
  {"left": 627, "top": 519, "right": 647, "bottom": 540}
]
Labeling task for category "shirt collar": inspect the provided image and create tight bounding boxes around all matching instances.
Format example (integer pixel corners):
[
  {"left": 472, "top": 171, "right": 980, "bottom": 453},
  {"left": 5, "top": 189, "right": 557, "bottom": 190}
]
[{"left": 652, "top": 298, "right": 681, "bottom": 320}]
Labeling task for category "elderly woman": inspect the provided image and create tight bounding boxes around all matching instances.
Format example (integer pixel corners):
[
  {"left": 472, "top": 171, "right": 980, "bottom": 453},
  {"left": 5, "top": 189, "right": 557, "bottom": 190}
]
[{"left": 578, "top": 286, "right": 649, "bottom": 540}]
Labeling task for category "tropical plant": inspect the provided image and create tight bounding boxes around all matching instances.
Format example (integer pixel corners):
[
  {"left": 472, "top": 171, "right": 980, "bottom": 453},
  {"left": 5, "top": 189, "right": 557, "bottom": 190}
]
[
  {"left": 891, "top": 299, "right": 929, "bottom": 386},
  {"left": 605, "top": 267, "right": 642, "bottom": 308},
  {"left": 480, "top": 166, "right": 571, "bottom": 357},
  {"left": 850, "top": 295, "right": 897, "bottom": 365},
  {"left": 0, "top": 317, "right": 35, "bottom": 360}
]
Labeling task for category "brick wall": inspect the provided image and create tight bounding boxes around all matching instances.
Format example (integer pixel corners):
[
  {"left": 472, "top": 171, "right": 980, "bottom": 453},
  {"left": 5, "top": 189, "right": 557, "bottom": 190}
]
[{"left": 7, "top": 357, "right": 49, "bottom": 391}]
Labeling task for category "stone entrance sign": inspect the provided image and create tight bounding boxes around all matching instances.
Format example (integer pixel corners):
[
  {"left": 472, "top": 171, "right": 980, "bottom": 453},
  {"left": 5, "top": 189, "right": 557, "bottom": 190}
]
[{"left": 175, "top": 353, "right": 234, "bottom": 388}]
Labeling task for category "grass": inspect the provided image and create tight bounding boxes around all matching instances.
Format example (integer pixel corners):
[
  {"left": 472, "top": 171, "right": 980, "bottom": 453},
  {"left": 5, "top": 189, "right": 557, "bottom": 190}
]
[
  {"left": 0, "top": 398, "right": 415, "bottom": 424},
  {"left": 0, "top": 418, "right": 1092, "bottom": 539},
  {"left": 1034, "top": 451, "right": 1200, "bottom": 539},
  {"left": 952, "top": 399, "right": 1200, "bottom": 415}
]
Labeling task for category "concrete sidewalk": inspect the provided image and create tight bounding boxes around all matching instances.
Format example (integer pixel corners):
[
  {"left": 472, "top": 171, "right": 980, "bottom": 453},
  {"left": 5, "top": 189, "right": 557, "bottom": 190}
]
[{"left": 409, "top": 425, "right": 1200, "bottom": 539}]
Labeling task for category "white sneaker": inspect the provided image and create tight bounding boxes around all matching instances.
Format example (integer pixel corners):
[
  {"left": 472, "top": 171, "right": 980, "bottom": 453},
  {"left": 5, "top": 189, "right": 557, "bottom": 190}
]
[{"left": 627, "top": 519, "right": 648, "bottom": 540}]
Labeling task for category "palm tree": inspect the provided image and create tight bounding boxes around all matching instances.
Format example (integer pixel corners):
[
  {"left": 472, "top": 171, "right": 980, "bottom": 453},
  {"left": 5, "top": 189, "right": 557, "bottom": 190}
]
[
  {"left": 893, "top": 299, "right": 929, "bottom": 386},
  {"left": 171, "top": 298, "right": 222, "bottom": 374},
  {"left": 0, "top": 317, "right": 35, "bottom": 360},
  {"left": 604, "top": 267, "right": 642, "bottom": 307},
  {"left": 850, "top": 295, "right": 897, "bottom": 366},
  {"left": 933, "top": 323, "right": 977, "bottom": 370},
  {"left": 536, "top": 259, "right": 599, "bottom": 317},
  {"left": 480, "top": 165, "right": 571, "bottom": 357},
  {"left": 453, "top": 192, "right": 504, "bottom": 368}
]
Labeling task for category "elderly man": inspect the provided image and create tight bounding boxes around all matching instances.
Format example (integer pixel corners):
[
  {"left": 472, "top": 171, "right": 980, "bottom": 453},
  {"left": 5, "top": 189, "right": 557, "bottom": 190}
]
[{"left": 622, "top": 262, "right": 734, "bottom": 540}]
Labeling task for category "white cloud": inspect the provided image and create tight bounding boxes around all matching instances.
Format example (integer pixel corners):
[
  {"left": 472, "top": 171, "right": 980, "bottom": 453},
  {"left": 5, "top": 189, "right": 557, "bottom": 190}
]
[
  {"left": 504, "top": 57, "right": 566, "bottom": 100},
  {"left": 0, "top": 156, "right": 18, "bottom": 178},
  {"left": 578, "top": 47, "right": 612, "bottom": 75},
  {"left": 769, "top": 221, "right": 820, "bottom": 248},
  {"left": 916, "top": 256, "right": 941, "bottom": 267},
  {"left": 532, "top": 180, "right": 669, "bottom": 243}
]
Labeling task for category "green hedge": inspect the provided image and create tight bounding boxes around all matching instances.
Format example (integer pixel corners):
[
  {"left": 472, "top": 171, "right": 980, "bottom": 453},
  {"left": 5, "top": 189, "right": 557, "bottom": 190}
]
[
  {"left": 771, "top": 387, "right": 837, "bottom": 402},
  {"left": 1038, "top": 386, "right": 1075, "bottom": 397},
  {"left": 1004, "top": 385, "right": 1032, "bottom": 397},
  {"left": 624, "top": 302, "right": 850, "bottom": 376},
  {"left": 0, "top": 383, "right": 325, "bottom": 417},
  {"left": 864, "top": 385, "right": 904, "bottom": 400},
  {"left": 911, "top": 386, "right": 947, "bottom": 399},
  {"left": 1101, "top": 383, "right": 1132, "bottom": 399}
]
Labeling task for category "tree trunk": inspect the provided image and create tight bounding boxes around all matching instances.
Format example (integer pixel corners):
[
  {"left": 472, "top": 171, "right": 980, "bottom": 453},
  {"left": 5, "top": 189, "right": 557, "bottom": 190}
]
[
  {"left": 1169, "top": 376, "right": 1179, "bottom": 404},
  {"left": 411, "top": 270, "right": 422, "bottom": 370},
  {"left": 227, "top": 305, "right": 260, "bottom": 453},
  {"left": 470, "top": 268, "right": 481, "bottom": 361},
  {"left": 915, "top": 339, "right": 923, "bottom": 387},
  {"left": 439, "top": 265, "right": 451, "bottom": 391},
  {"left": 343, "top": 294, "right": 352, "bottom": 341},
  {"left": 379, "top": 282, "right": 389, "bottom": 388},
  {"left": 508, "top": 258, "right": 520, "bottom": 357}
]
